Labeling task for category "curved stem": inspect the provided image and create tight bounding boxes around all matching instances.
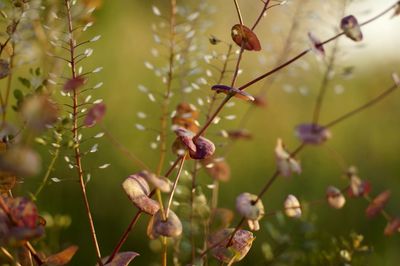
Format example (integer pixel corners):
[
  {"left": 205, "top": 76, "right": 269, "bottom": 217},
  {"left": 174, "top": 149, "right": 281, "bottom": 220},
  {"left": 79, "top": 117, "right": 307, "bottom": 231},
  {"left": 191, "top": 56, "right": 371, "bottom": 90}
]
[
  {"left": 233, "top": 0, "right": 244, "bottom": 25},
  {"left": 165, "top": 154, "right": 186, "bottom": 218}
]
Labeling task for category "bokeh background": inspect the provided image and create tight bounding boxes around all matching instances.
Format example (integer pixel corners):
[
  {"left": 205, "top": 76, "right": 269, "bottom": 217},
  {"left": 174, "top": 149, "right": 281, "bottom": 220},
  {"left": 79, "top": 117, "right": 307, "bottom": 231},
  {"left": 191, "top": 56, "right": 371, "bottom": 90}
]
[{"left": 12, "top": 0, "right": 400, "bottom": 265}]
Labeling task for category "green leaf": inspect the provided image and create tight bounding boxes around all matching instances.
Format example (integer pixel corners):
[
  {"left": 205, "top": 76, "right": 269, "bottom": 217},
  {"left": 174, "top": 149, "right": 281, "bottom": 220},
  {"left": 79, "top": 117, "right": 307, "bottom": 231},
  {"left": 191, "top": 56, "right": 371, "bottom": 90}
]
[
  {"left": 18, "top": 77, "right": 31, "bottom": 88},
  {"left": 13, "top": 89, "right": 23, "bottom": 100}
]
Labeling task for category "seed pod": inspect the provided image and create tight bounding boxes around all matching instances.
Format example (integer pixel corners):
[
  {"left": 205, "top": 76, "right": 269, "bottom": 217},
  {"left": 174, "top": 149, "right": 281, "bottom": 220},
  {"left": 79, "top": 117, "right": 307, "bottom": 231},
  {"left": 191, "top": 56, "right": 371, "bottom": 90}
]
[
  {"left": 347, "top": 174, "right": 371, "bottom": 197},
  {"left": 275, "top": 138, "right": 301, "bottom": 177},
  {"left": 308, "top": 32, "right": 325, "bottom": 57},
  {"left": 21, "top": 95, "right": 59, "bottom": 131},
  {"left": 189, "top": 136, "right": 215, "bottom": 160},
  {"left": 326, "top": 186, "right": 346, "bottom": 209},
  {"left": 236, "top": 193, "right": 264, "bottom": 231},
  {"left": 0, "top": 147, "right": 41, "bottom": 177},
  {"left": 208, "top": 228, "right": 254, "bottom": 263},
  {"left": 0, "top": 59, "right": 10, "bottom": 79},
  {"left": 63, "top": 76, "right": 86, "bottom": 92},
  {"left": 201, "top": 157, "right": 231, "bottom": 182},
  {"left": 174, "top": 128, "right": 196, "bottom": 154},
  {"left": 284, "top": 194, "right": 302, "bottom": 218},
  {"left": 147, "top": 210, "right": 182, "bottom": 239},
  {"left": 340, "top": 15, "right": 363, "bottom": 42},
  {"left": 231, "top": 24, "right": 261, "bottom": 51},
  {"left": 171, "top": 102, "right": 199, "bottom": 133},
  {"left": 138, "top": 170, "right": 171, "bottom": 193},
  {"left": 211, "top": 85, "right": 255, "bottom": 102},
  {"left": 295, "top": 124, "right": 331, "bottom": 145},
  {"left": 0, "top": 172, "right": 16, "bottom": 192},
  {"left": 384, "top": 218, "right": 400, "bottom": 236},
  {"left": 223, "top": 129, "right": 252, "bottom": 140},
  {"left": 84, "top": 103, "right": 106, "bottom": 127},
  {"left": 366, "top": 190, "right": 391, "bottom": 218},
  {"left": 122, "top": 174, "right": 159, "bottom": 215}
]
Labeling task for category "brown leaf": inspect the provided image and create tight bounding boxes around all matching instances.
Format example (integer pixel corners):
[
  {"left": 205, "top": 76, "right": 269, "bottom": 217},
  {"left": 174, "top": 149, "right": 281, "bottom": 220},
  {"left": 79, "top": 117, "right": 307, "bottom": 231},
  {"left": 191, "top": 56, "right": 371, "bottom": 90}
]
[
  {"left": 45, "top": 245, "right": 79, "bottom": 265},
  {"left": 0, "top": 172, "right": 16, "bottom": 192}
]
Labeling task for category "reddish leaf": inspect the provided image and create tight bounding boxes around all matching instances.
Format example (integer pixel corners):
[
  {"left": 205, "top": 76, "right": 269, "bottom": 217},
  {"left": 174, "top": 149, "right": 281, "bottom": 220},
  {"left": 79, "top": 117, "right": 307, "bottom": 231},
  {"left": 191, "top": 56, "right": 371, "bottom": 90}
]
[
  {"left": 231, "top": 24, "right": 261, "bottom": 51},
  {"left": 45, "top": 245, "right": 79, "bottom": 265},
  {"left": 366, "top": 190, "right": 391, "bottom": 218}
]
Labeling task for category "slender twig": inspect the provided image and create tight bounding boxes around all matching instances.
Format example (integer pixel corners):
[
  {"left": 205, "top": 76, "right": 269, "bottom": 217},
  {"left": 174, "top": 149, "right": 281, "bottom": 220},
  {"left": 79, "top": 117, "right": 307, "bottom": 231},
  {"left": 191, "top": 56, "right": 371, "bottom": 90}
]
[
  {"left": 233, "top": 0, "right": 244, "bottom": 25},
  {"left": 33, "top": 135, "right": 62, "bottom": 199},
  {"left": 323, "top": 83, "right": 398, "bottom": 129},
  {"left": 64, "top": 1, "right": 102, "bottom": 264},
  {"left": 165, "top": 154, "right": 186, "bottom": 218},
  {"left": 251, "top": 0, "right": 270, "bottom": 30}
]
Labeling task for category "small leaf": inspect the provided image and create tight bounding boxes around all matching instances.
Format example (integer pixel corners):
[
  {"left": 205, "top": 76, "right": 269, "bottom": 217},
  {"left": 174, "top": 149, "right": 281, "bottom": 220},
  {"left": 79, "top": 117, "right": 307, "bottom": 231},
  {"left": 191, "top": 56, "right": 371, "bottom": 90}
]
[
  {"left": 45, "top": 245, "right": 79, "bottom": 265},
  {"left": 0, "top": 59, "right": 10, "bottom": 79},
  {"left": 13, "top": 89, "right": 24, "bottom": 101},
  {"left": 18, "top": 77, "right": 31, "bottom": 88}
]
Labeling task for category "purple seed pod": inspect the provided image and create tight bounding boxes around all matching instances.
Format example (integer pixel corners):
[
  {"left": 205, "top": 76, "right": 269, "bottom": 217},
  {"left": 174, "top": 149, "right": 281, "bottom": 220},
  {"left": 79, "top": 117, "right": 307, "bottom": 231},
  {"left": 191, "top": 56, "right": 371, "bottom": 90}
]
[
  {"left": 340, "top": 15, "right": 363, "bottom": 42},
  {"left": 295, "top": 123, "right": 331, "bottom": 145},
  {"left": 147, "top": 210, "right": 182, "bottom": 239}
]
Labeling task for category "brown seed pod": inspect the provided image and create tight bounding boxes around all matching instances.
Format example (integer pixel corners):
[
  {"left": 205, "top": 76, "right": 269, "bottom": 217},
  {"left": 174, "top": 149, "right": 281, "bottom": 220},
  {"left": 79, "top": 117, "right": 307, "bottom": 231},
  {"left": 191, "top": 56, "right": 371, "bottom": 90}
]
[
  {"left": 236, "top": 193, "right": 264, "bottom": 231},
  {"left": 231, "top": 24, "right": 261, "bottom": 51},
  {"left": 21, "top": 95, "right": 59, "bottom": 131},
  {"left": 384, "top": 218, "right": 400, "bottom": 236},
  {"left": 202, "top": 157, "right": 231, "bottom": 182},
  {"left": 122, "top": 174, "right": 159, "bottom": 215},
  {"left": 63, "top": 76, "right": 86, "bottom": 92},
  {"left": 211, "top": 85, "right": 255, "bottom": 102},
  {"left": 147, "top": 210, "right": 182, "bottom": 239},
  {"left": 326, "top": 186, "right": 346, "bottom": 209},
  {"left": 340, "top": 15, "right": 363, "bottom": 42},
  {"left": 174, "top": 128, "right": 215, "bottom": 160},
  {"left": 137, "top": 170, "right": 171, "bottom": 193},
  {"left": 84, "top": 103, "right": 106, "bottom": 127},
  {"left": 0, "top": 147, "right": 41, "bottom": 177},
  {"left": 295, "top": 124, "right": 331, "bottom": 145},
  {"left": 208, "top": 228, "right": 254, "bottom": 263},
  {"left": 366, "top": 190, "right": 391, "bottom": 218}
]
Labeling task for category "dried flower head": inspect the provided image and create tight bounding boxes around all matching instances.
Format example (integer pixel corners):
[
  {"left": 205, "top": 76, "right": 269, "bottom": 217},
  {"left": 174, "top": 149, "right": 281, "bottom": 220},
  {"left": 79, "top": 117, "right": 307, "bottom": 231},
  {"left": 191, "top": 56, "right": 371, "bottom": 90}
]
[
  {"left": 326, "top": 186, "right": 346, "bottom": 209},
  {"left": 231, "top": 24, "right": 261, "bottom": 51},
  {"left": 340, "top": 15, "right": 363, "bottom": 42},
  {"left": 275, "top": 138, "right": 301, "bottom": 177},
  {"left": 295, "top": 124, "right": 331, "bottom": 145},
  {"left": 284, "top": 194, "right": 302, "bottom": 218},
  {"left": 84, "top": 103, "right": 106, "bottom": 127},
  {"left": 208, "top": 228, "right": 254, "bottom": 263},
  {"left": 147, "top": 210, "right": 182, "bottom": 239},
  {"left": 122, "top": 174, "right": 159, "bottom": 215},
  {"left": 366, "top": 190, "right": 391, "bottom": 218},
  {"left": 236, "top": 193, "right": 264, "bottom": 231},
  {"left": 211, "top": 85, "right": 255, "bottom": 102}
]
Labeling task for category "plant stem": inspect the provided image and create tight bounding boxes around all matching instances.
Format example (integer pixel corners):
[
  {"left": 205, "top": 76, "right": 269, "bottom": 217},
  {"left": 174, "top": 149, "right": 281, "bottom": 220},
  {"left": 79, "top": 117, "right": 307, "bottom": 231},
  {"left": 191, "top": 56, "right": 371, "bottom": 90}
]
[
  {"left": 233, "top": 0, "right": 244, "bottom": 25},
  {"left": 165, "top": 154, "right": 186, "bottom": 218},
  {"left": 323, "top": 84, "right": 398, "bottom": 129},
  {"left": 65, "top": 0, "right": 102, "bottom": 264},
  {"left": 33, "top": 135, "right": 61, "bottom": 200},
  {"left": 251, "top": 0, "right": 270, "bottom": 30}
]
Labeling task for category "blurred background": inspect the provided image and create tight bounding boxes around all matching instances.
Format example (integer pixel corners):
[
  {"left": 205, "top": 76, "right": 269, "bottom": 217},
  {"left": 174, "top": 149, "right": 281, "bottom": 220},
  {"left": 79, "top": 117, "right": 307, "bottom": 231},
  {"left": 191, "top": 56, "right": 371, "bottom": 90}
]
[{"left": 10, "top": 0, "right": 400, "bottom": 265}]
